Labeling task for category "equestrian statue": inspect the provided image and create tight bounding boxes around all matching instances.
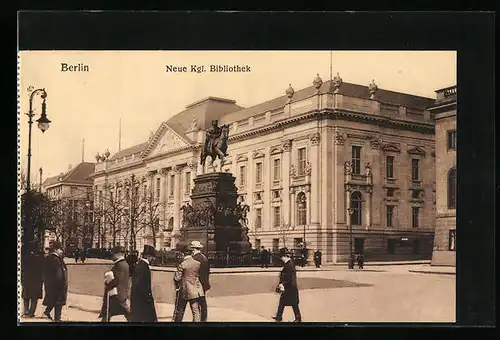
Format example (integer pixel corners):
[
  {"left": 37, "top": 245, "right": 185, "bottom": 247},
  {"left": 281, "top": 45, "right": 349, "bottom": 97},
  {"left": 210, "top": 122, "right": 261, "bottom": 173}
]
[{"left": 200, "top": 120, "right": 230, "bottom": 172}]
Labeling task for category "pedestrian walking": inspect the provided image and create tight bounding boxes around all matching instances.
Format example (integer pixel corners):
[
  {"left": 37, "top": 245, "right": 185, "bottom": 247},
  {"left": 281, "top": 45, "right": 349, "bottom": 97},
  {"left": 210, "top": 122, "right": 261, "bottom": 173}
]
[
  {"left": 80, "top": 249, "right": 87, "bottom": 264},
  {"left": 260, "top": 246, "right": 269, "bottom": 268},
  {"left": 272, "top": 248, "right": 302, "bottom": 322},
  {"left": 74, "top": 249, "right": 79, "bottom": 264},
  {"left": 313, "top": 249, "right": 322, "bottom": 268},
  {"left": 42, "top": 241, "right": 68, "bottom": 322},
  {"left": 191, "top": 241, "right": 211, "bottom": 322},
  {"left": 98, "top": 246, "right": 131, "bottom": 322},
  {"left": 130, "top": 245, "right": 158, "bottom": 322},
  {"left": 172, "top": 243, "right": 205, "bottom": 322},
  {"left": 357, "top": 253, "right": 364, "bottom": 269},
  {"left": 21, "top": 244, "right": 44, "bottom": 318}
]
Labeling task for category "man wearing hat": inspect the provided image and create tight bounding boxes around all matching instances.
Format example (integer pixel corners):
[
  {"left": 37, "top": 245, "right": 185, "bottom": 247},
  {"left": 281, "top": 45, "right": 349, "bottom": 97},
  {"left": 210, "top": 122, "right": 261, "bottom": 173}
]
[
  {"left": 272, "top": 248, "right": 302, "bottom": 322},
  {"left": 130, "top": 245, "right": 158, "bottom": 322},
  {"left": 172, "top": 243, "right": 205, "bottom": 322},
  {"left": 98, "top": 246, "right": 131, "bottom": 322},
  {"left": 190, "top": 240, "right": 211, "bottom": 322},
  {"left": 42, "top": 241, "right": 68, "bottom": 322}
]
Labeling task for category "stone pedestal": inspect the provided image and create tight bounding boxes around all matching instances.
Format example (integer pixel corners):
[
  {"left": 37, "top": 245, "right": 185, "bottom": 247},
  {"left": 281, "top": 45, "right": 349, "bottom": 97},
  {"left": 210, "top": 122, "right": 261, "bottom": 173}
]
[{"left": 179, "top": 172, "right": 251, "bottom": 254}]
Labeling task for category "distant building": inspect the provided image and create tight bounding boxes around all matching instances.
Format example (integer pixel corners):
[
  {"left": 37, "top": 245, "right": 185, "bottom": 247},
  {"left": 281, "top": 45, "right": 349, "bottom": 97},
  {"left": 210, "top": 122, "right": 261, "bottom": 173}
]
[
  {"left": 90, "top": 74, "right": 437, "bottom": 262},
  {"left": 429, "top": 85, "right": 457, "bottom": 266},
  {"left": 41, "top": 162, "right": 95, "bottom": 250}
]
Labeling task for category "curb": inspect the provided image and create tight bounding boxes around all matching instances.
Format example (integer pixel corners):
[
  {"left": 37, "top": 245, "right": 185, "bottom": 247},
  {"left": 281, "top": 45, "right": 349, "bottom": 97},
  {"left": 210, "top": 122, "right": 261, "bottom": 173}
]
[{"left": 408, "top": 270, "right": 455, "bottom": 276}]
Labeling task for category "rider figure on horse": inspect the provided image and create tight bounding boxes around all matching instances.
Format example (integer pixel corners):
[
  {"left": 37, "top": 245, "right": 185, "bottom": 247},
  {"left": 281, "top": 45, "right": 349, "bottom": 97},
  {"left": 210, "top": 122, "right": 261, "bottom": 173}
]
[{"left": 204, "top": 120, "right": 229, "bottom": 158}]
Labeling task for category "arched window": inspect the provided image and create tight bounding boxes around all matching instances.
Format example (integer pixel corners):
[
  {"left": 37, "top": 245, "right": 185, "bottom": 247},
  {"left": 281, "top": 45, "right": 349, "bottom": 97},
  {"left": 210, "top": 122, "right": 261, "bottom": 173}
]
[
  {"left": 297, "top": 192, "right": 307, "bottom": 225},
  {"left": 350, "top": 191, "right": 362, "bottom": 225},
  {"left": 448, "top": 168, "right": 457, "bottom": 209},
  {"left": 167, "top": 217, "right": 174, "bottom": 231}
]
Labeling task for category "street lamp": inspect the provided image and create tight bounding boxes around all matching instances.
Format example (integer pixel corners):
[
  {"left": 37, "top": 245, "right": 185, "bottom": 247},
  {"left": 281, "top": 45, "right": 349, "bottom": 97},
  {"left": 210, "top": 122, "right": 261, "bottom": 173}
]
[
  {"left": 26, "top": 87, "right": 51, "bottom": 192},
  {"left": 347, "top": 207, "right": 355, "bottom": 269}
]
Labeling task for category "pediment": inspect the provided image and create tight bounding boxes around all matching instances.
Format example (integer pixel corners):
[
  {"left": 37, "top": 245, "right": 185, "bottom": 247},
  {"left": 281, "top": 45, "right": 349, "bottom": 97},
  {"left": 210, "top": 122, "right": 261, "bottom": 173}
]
[
  {"left": 383, "top": 143, "right": 401, "bottom": 153},
  {"left": 407, "top": 146, "right": 426, "bottom": 156},
  {"left": 252, "top": 149, "right": 265, "bottom": 159},
  {"left": 270, "top": 146, "right": 283, "bottom": 155},
  {"left": 236, "top": 154, "right": 248, "bottom": 162},
  {"left": 143, "top": 123, "right": 191, "bottom": 158}
]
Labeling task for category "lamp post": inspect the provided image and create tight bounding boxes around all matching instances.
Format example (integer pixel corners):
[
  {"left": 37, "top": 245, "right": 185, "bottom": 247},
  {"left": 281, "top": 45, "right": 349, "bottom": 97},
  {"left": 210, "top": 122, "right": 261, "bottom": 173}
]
[
  {"left": 39, "top": 167, "right": 43, "bottom": 192},
  {"left": 26, "top": 87, "right": 51, "bottom": 193}
]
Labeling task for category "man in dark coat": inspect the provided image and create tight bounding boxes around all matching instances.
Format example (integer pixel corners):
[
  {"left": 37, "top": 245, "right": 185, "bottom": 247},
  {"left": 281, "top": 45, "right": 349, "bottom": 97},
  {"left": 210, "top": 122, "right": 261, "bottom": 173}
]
[
  {"left": 190, "top": 240, "right": 211, "bottom": 322},
  {"left": 80, "top": 249, "right": 87, "bottom": 264},
  {"left": 272, "top": 248, "right": 302, "bottom": 322},
  {"left": 42, "top": 241, "right": 68, "bottom": 322},
  {"left": 21, "top": 246, "right": 44, "bottom": 318},
  {"left": 357, "top": 253, "right": 364, "bottom": 269},
  {"left": 99, "top": 246, "right": 131, "bottom": 322},
  {"left": 260, "top": 246, "right": 269, "bottom": 268},
  {"left": 126, "top": 250, "right": 139, "bottom": 278},
  {"left": 130, "top": 245, "right": 158, "bottom": 322},
  {"left": 313, "top": 249, "right": 322, "bottom": 268}
]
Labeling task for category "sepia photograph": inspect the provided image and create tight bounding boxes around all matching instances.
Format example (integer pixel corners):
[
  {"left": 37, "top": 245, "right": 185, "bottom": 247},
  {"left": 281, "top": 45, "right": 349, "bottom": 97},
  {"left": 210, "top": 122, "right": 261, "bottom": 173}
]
[{"left": 18, "top": 50, "right": 457, "bottom": 324}]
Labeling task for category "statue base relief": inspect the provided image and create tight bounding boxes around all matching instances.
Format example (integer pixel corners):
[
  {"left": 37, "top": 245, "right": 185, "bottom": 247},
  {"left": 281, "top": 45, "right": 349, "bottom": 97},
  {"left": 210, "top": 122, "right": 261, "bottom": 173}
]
[{"left": 178, "top": 172, "right": 252, "bottom": 255}]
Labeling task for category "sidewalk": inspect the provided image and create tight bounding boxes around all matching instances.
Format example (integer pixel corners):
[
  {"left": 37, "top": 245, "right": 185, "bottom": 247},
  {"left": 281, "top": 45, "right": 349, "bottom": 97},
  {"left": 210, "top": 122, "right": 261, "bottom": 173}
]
[
  {"left": 19, "top": 292, "right": 270, "bottom": 323},
  {"left": 64, "top": 257, "right": 430, "bottom": 274}
]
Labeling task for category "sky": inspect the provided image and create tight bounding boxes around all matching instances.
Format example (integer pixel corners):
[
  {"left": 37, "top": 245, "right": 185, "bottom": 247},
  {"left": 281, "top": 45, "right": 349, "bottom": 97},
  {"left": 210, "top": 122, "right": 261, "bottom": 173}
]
[{"left": 18, "top": 50, "right": 456, "bottom": 183}]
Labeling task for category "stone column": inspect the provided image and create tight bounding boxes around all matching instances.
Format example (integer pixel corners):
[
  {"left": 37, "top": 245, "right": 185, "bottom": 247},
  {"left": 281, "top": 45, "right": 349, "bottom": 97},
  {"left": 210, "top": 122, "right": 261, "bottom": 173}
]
[
  {"left": 282, "top": 140, "right": 292, "bottom": 225},
  {"left": 365, "top": 187, "right": 372, "bottom": 230},
  {"left": 187, "top": 162, "right": 197, "bottom": 197},
  {"left": 290, "top": 187, "right": 296, "bottom": 227},
  {"left": 309, "top": 132, "right": 321, "bottom": 226},
  {"left": 246, "top": 151, "right": 254, "bottom": 227},
  {"left": 306, "top": 188, "right": 311, "bottom": 226},
  {"left": 172, "top": 165, "right": 182, "bottom": 248}
]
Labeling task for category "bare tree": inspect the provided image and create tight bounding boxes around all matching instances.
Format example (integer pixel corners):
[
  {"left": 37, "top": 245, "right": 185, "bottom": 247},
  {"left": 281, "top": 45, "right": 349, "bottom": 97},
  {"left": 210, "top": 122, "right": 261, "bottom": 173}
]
[
  {"left": 102, "top": 184, "right": 128, "bottom": 247},
  {"left": 139, "top": 189, "right": 164, "bottom": 249}
]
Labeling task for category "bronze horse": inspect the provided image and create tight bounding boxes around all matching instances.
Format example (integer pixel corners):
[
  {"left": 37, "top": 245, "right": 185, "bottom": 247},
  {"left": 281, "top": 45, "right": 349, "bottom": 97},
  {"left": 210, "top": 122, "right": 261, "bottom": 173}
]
[{"left": 200, "top": 124, "right": 230, "bottom": 172}]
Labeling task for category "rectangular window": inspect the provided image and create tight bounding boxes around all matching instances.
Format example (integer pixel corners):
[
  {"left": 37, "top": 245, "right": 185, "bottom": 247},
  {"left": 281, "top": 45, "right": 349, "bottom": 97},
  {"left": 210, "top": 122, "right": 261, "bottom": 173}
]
[
  {"left": 411, "top": 190, "right": 420, "bottom": 199},
  {"left": 156, "top": 178, "right": 161, "bottom": 200},
  {"left": 411, "top": 207, "right": 420, "bottom": 228},
  {"left": 118, "top": 189, "right": 122, "bottom": 202},
  {"left": 387, "top": 239, "right": 396, "bottom": 254},
  {"left": 449, "top": 229, "right": 456, "bottom": 251},
  {"left": 125, "top": 188, "right": 130, "bottom": 203},
  {"left": 386, "top": 206, "right": 394, "bottom": 227},
  {"left": 185, "top": 172, "right": 191, "bottom": 194},
  {"left": 352, "top": 146, "right": 362, "bottom": 174},
  {"left": 386, "top": 188, "right": 395, "bottom": 197},
  {"left": 273, "top": 206, "right": 281, "bottom": 227},
  {"left": 298, "top": 148, "right": 307, "bottom": 175},
  {"left": 294, "top": 238, "right": 303, "bottom": 248},
  {"left": 272, "top": 239, "right": 279, "bottom": 252},
  {"left": 255, "top": 162, "right": 263, "bottom": 184},
  {"left": 411, "top": 159, "right": 420, "bottom": 181},
  {"left": 255, "top": 208, "right": 262, "bottom": 228},
  {"left": 273, "top": 159, "right": 281, "bottom": 181},
  {"left": 272, "top": 190, "right": 281, "bottom": 199},
  {"left": 169, "top": 175, "right": 175, "bottom": 196},
  {"left": 239, "top": 166, "right": 246, "bottom": 186},
  {"left": 447, "top": 130, "right": 457, "bottom": 150},
  {"left": 386, "top": 156, "right": 394, "bottom": 178}
]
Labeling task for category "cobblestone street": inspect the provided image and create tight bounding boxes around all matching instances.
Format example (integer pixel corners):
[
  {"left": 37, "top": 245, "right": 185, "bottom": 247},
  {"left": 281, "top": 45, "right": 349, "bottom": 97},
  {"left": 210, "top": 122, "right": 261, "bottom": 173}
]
[{"left": 19, "top": 263, "right": 455, "bottom": 323}]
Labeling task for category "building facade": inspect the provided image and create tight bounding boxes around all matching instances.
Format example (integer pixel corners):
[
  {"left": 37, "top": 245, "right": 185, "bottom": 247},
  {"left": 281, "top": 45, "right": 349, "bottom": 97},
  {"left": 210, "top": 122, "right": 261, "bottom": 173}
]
[
  {"left": 41, "top": 162, "right": 95, "bottom": 250},
  {"left": 90, "top": 74, "right": 437, "bottom": 262},
  {"left": 429, "top": 85, "right": 457, "bottom": 266}
]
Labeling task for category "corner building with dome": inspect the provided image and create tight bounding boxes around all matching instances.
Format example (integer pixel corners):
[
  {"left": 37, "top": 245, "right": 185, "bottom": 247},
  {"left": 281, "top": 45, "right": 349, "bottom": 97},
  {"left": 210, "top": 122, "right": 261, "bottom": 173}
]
[{"left": 90, "top": 74, "right": 437, "bottom": 264}]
